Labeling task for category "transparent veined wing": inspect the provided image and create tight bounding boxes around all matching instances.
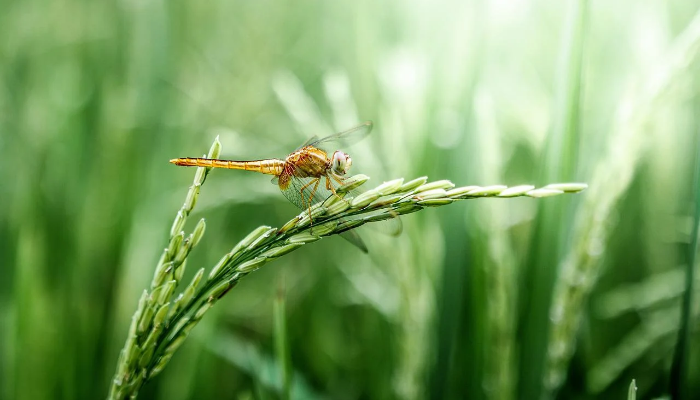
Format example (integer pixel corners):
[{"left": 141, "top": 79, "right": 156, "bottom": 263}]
[
  {"left": 273, "top": 168, "right": 401, "bottom": 253},
  {"left": 274, "top": 173, "right": 368, "bottom": 252},
  {"left": 299, "top": 121, "right": 373, "bottom": 152}
]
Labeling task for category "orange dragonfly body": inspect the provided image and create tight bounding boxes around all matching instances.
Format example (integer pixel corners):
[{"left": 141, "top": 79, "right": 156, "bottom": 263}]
[{"left": 170, "top": 121, "right": 372, "bottom": 213}]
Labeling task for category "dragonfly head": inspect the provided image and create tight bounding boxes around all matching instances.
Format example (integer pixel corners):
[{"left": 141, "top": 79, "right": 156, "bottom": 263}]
[{"left": 330, "top": 151, "right": 352, "bottom": 175}]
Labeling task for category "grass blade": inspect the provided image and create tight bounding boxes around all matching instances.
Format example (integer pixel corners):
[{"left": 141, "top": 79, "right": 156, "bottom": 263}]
[
  {"left": 521, "top": 0, "right": 588, "bottom": 397},
  {"left": 544, "top": 6, "right": 700, "bottom": 398},
  {"left": 274, "top": 283, "right": 291, "bottom": 400},
  {"left": 628, "top": 379, "right": 637, "bottom": 400},
  {"left": 108, "top": 134, "right": 586, "bottom": 398},
  {"left": 668, "top": 126, "right": 700, "bottom": 399}
]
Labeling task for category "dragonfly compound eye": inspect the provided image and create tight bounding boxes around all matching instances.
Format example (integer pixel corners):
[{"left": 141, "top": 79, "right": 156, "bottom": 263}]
[{"left": 331, "top": 151, "right": 351, "bottom": 175}]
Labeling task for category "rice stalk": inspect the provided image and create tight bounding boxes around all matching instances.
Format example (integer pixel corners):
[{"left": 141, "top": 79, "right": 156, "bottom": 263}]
[
  {"left": 273, "top": 284, "right": 291, "bottom": 400},
  {"left": 668, "top": 106, "right": 700, "bottom": 399},
  {"left": 628, "top": 379, "right": 637, "bottom": 400},
  {"left": 519, "top": 0, "right": 588, "bottom": 396},
  {"left": 108, "top": 136, "right": 586, "bottom": 399},
  {"left": 594, "top": 267, "right": 698, "bottom": 319},
  {"left": 473, "top": 87, "right": 516, "bottom": 400},
  {"left": 108, "top": 137, "right": 221, "bottom": 400},
  {"left": 543, "top": 7, "right": 700, "bottom": 396},
  {"left": 587, "top": 309, "right": 679, "bottom": 394}
]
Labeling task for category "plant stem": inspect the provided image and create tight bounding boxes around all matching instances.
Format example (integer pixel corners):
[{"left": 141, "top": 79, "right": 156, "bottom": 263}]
[{"left": 108, "top": 138, "right": 587, "bottom": 399}]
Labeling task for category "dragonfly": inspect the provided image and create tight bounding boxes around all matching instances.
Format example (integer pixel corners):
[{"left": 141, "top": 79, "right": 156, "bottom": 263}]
[{"left": 170, "top": 121, "right": 400, "bottom": 252}]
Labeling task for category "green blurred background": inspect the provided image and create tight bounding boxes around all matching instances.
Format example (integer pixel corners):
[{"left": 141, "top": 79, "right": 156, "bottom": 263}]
[{"left": 2, "top": 0, "right": 700, "bottom": 399}]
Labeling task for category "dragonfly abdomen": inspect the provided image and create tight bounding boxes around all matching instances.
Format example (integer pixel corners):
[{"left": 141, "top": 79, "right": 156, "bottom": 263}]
[{"left": 169, "top": 157, "right": 285, "bottom": 175}]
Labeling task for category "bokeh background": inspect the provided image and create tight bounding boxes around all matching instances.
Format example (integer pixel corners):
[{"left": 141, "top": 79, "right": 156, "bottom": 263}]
[{"left": 2, "top": 0, "right": 700, "bottom": 399}]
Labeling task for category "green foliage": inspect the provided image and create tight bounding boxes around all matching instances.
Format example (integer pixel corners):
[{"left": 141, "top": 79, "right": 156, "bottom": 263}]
[
  {"left": 628, "top": 379, "right": 637, "bottom": 400},
  {"left": 1, "top": 0, "right": 699, "bottom": 399},
  {"left": 109, "top": 132, "right": 585, "bottom": 398}
]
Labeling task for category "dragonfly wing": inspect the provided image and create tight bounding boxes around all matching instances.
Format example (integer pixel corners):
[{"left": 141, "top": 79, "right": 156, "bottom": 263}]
[
  {"left": 278, "top": 167, "right": 400, "bottom": 252},
  {"left": 280, "top": 174, "right": 335, "bottom": 211},
  {"left": 339, "top": 231, "right": 368, "bottom": 253},
  {"left": 279, "top": 173, "right": 370, "bottom": 252},
  {"left": 294, "top": 135, "right": 319, "bottom": 151},
  {"left": 371, "top": 211, "right": 403, "bottom": 236},
  {"left": 304, "top": 121, "right": 373, "bottom": 151}
]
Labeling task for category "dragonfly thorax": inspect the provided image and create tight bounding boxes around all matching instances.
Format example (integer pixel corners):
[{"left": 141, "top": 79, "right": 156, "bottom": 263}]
[{"left": 330, "top": 151, "right": 352, "bottom": 175}]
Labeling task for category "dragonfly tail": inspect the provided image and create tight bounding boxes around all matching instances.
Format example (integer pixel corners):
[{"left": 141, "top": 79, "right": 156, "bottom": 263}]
[{"left": 169, "top": 157, "right": 285, "bottom": 175}]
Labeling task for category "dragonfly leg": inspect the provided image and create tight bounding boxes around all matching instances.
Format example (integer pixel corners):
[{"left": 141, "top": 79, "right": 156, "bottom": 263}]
[
  {"left": 326, "top": 175, "right": 345, "bottom": 201},
  {"left": 325, "top": 176, "right": 335, "bottom": 193},
  {"left": 307, "top": 178, "right": 320, "bottom": 208},
  {"left": 330, "top": 173, "right": 344, "bottom": 186},
  {"left": 299, "top": 178, "right": 317, "bottom": 197},
  {"left": 306, "top": 178, "right": 321, "bottom": 226},
  {"left": 298, "top": 178, "right": 321, "bottom": 225}
]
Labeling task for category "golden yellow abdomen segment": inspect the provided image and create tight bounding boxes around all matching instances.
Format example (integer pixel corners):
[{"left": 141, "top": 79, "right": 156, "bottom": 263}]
[{"left": 169, "top": 158, "right": 285, "bottom": 176}]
